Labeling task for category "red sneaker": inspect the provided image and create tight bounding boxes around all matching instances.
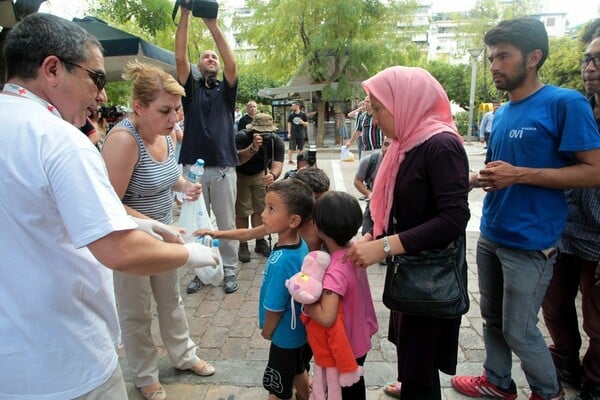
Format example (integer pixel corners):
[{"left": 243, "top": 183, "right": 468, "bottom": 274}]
[
  {"left": 529, "top": 389, "right": 565, "bottom": 400},
  {"left": 451, "top": 374, "right": 517, "bottom": 399}
]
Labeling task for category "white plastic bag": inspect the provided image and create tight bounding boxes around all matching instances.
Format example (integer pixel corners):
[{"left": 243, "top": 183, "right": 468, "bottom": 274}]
[
  {"left": 178, "top": 193, "right": 213, "bottom": 243},
  {"left": 340, "top": 145, "right": 354, "bottom": 162},
  {"left": 194, "top": 236, "right": 224, "bottom": 286}
]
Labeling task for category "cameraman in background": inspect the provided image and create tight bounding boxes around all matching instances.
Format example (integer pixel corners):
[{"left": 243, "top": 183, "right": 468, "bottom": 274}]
[{"left": 235, "top": 113, "right": 285, "bottom": 262}]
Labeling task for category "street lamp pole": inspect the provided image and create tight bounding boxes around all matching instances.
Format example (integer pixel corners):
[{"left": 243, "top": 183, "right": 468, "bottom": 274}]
[{"left": 466, "top": 48, "right": 483, "bottom": 144}]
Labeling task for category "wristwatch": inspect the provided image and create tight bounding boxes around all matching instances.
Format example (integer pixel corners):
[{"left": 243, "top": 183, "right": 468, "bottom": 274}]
[{"left": 383, "top": 236, "right": 393, "bottom": 258}]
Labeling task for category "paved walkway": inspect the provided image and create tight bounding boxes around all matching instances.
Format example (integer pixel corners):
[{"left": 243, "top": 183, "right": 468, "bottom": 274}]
[{"left": 119, "top": 142, "right": 585, "bottom": 399}]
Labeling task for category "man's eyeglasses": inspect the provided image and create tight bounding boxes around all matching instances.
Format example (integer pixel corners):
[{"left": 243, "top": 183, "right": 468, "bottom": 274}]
[
  {"left": 580, "top": 55, "right": 600, "bottom": 69},
  {"left": 57, "top": 57, "right": 106, "bottom": 91}
]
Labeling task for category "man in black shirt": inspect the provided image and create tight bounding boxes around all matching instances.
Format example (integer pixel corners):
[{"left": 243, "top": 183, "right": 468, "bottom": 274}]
[{"left": 235, "top": 113, "right": 285, "bottom": 261}]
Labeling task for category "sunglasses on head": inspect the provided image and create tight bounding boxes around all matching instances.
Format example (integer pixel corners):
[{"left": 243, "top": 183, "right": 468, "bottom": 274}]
[{"left": 57, "top": 56, "right": 106, "bottom": 91}]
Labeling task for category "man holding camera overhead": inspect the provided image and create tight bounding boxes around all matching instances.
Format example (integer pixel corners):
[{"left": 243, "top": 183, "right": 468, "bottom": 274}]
[
  {"left": 175, "top": 0, "right": 241, "bottom": 294},
  {"left": 235, "top": 113, "right": 285, "bottom": 262}
]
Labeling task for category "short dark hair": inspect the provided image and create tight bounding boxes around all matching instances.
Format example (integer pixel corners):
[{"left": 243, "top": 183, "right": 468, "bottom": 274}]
[
  {"left": 313, "top": 191, "right": 362, "bottom": 246},
  {"left": 484, "top": 17, "right": 548, "bottom": 70},
  {"left": 267, "top": 179, "right": 314, "bottom": 227},
  {"left": 582, "top": 18, "right": 600, "bottom": 44},
  {"left": 294, "top": 168, "right": 330, "bottom": 195},
  {"left": 3, "top": 13, "right": 102, "bottom": 81},
  {"left": 296, "top": 151, "right": 316, "bottom": 167}
]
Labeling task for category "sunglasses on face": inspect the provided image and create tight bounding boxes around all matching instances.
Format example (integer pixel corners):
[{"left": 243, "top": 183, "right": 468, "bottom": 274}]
[{"left": 57, "top": 57, "right": 107, "bottom": 91}]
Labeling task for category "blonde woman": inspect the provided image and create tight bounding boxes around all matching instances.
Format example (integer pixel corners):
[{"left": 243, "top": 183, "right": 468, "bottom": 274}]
[{"left": 102, "top": 61, "right": 215, "bottom": 400}]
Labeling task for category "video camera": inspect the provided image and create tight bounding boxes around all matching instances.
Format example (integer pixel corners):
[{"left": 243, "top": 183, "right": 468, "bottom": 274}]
[
  {"left": 176, "top": 0, "right": 218, "bottom": 19},
  {"left": 307, "top": 145, "right": 317, "bottom": 166},
  {"left": 100, "top": 105, "right": 127, "bottom": 124},
  {"left": 259, "top": 132, "right": 277, "bottom": 145}
]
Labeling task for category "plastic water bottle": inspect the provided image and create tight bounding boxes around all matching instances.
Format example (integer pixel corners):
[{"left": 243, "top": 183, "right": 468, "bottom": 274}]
[
  {"left": 178, "top": 159, "right": 211, "bottom": 242},
  {"left": 194, "top": 237, "right": 224, "bottom": 286}
]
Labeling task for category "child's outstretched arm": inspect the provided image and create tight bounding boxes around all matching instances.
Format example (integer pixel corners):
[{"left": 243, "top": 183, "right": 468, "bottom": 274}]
[
  {"left": 261, "top": 310, "right": 282, "bottom": 340},
  {"left": 304, "top": 290, "right": 340, "bottom": 328},
  {"left": 193, "top": 225, "right": 269, "bottom": 241}
]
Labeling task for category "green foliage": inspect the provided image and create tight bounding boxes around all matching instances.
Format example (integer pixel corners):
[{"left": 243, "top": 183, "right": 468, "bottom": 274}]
[
  {"left": 541, "top": 37, "right": 585, "bottom": 93},
  {"left": 453, "top": 111, "right": 469, "bottom": 136},
  {"left": 236, "top": 65, "right": 285, "bottom": 105},
  {"left": 105, "top": 81, "right": 132, "bottom": 107},
  {"left": 91, "top": 0, "right": 173, "bottom": 38},
  {"left": 88, "top": 0, "right": 590, "bottom": 110},
  {"left": 427, "top": 61, "right": 470, "bottom": 109},
  {"left": 235, "top": 0, "right": 422, "bottom": 101}
]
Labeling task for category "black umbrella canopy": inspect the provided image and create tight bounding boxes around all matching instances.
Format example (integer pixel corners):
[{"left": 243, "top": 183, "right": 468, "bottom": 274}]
[{"left": 73, "top": 16, "right": 198, "bottom": 82}]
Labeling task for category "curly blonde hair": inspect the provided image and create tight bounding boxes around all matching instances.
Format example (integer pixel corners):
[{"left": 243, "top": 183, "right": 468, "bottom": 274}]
[{"left": 122, "top": 61, "right": 184, "bottom": 107}]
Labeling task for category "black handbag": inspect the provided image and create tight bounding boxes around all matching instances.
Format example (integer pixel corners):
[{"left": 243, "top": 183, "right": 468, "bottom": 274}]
[{"left": 382, "top": 235, "right": 469, "bottom": 318}]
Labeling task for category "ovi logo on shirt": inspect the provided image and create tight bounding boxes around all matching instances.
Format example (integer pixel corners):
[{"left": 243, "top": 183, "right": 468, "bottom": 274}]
[{"left": 509, "top": 126, "right": 536, "bottom": 139}]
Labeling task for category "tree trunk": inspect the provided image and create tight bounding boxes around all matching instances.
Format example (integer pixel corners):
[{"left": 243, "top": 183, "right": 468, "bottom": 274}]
[{"left": 316, "top": 100, "right": 326, "bottom": 147}]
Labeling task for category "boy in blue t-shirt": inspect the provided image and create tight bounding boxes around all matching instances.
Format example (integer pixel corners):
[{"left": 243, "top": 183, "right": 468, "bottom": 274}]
[{"left": 258, "top": 179, "right": 314, "bottom": 400}]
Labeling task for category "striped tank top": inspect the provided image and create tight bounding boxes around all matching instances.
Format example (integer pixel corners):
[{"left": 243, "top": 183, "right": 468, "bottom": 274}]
[{"left": 115, "top": 118, "right": 180, "bottom": 225}]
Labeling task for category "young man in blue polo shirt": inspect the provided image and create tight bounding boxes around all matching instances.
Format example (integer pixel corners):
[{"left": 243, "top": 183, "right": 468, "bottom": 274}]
[{"left": 452, "top": 17, "right": 600, "bottom": 400}]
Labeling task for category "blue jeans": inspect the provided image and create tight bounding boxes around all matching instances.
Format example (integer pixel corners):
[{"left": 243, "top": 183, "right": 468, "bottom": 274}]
[{"left": 477, "top": 235, "right": 561, "bottom": 398}]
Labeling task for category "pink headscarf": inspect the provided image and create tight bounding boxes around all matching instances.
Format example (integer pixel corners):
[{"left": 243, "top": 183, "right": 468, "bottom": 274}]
[{"left": 362, "top": 66, "right": 462, "bottom": 237}]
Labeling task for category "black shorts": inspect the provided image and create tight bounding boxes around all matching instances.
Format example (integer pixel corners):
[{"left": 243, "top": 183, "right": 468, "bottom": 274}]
[
  {"left": 263, "top": 342, "right": 311, "bottom": 399},
  {"left": 289, "top": 135, "right": 305, "bottom": 151}
]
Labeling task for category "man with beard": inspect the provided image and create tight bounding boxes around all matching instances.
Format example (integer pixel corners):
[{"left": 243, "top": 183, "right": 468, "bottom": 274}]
[
  {"left": 451, "top": 17, "right": 600, "bottom": 400},
  {"left": 175, "top": 4, "right": 240, "bottom": 294},
  {"left": 541, "top": 34, "right": 600, "bottom": 400}
]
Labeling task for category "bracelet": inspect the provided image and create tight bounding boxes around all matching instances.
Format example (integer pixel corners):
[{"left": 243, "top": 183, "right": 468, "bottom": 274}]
[{"left": 249, "top": 145, "right": 258, "bottom": 153}]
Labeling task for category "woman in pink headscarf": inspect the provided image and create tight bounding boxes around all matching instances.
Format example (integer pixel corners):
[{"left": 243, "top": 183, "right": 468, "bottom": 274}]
[{"left": 345, "top": 66, "right": 470, "bottom": 400}]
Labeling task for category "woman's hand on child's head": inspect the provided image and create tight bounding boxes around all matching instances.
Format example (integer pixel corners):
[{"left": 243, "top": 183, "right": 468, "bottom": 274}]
[{"left": 344, "top": 239, "right": 384, "bottom": 268}]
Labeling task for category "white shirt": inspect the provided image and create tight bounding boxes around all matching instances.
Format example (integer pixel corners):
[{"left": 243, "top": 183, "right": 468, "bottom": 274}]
[{"left": 0, "top": 93, "right": 136, "bottom": 399}]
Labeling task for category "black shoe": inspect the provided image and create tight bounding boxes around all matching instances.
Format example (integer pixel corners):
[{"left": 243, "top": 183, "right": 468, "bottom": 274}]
[
  {"left": 550, "top": 348, "right": 583, "bottom": 389},
  {"left": 238, "top": 243, "right": 251, "bottom": 263},
  {"left": 575, "top": 382, "right": 600, "bottom": 400},
  {"left": 255, "top": 239, "right": 271, "bottom": 257},
  {"left": 186, "top": 276, "right": 203, "bottom": 294},
  {"left": 223, "top": 275, "right": 239, "bottom": 294},
  {"left": 556, "top": 365, "right": 583, "bottom": 389}
]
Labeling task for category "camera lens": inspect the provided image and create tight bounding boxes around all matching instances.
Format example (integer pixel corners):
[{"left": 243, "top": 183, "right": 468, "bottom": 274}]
[{"left": 307, "top": 145, "right": 317, "bottom": 165}]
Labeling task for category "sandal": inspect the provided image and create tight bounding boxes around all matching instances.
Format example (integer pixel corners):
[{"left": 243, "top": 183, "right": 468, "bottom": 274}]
[
  {"left": 189, "top": 359, "right": 216, "bottom": 376},
  {"left": 383, "top": 381, "right": 402, "bottom": 399},
  {"left": 140, "top": 383, "right": 166, "bottom": 400}
]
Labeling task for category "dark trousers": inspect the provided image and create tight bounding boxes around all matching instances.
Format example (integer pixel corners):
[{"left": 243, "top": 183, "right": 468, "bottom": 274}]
[
  {"left": 400, "top": 370, "right": 441, "bottom": 400},
  {"left": 542, "top": 253, "right": 600, "bottom": 384},
  {"left": 340, "top": 355, "right": 366, "bottom": 399}
]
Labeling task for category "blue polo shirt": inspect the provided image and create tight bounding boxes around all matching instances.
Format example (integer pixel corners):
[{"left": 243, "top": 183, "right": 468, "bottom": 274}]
[{"left": 481, "top": 85, "right": 600, "bottom": 250}]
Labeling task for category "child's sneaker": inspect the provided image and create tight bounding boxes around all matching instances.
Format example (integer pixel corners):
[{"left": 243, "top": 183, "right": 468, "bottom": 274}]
[
  {"left": 451, "top": 374, "right": 517, "bottom": 399},
  {"left": 529, "top": 389, "right": 565, "bottom": 400}
]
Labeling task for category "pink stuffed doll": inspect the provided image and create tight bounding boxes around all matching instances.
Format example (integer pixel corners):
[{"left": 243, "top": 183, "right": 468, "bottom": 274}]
[{"left": 285, "top": 251, "right": 363, "bottom": 400}]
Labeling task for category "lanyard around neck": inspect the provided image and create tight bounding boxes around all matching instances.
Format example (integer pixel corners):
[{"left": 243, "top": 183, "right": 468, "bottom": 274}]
[{"left": 2, "top": 83, "right": 63, "bottom": 119}]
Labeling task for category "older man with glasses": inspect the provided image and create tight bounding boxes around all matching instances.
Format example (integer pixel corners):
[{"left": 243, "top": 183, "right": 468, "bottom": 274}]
[{"left": 0, "top": 13, "right": 219, "bottom": 400}]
